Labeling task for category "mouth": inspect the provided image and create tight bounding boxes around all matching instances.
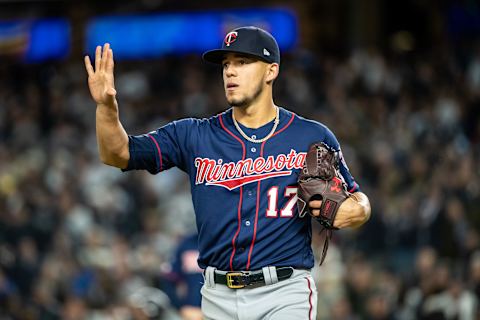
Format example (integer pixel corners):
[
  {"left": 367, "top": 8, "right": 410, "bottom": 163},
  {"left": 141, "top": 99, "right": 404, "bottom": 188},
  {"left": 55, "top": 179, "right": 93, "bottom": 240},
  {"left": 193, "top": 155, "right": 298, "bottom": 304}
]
[{"left": 226, "top": 83, "right": 239, "bottom": 90}]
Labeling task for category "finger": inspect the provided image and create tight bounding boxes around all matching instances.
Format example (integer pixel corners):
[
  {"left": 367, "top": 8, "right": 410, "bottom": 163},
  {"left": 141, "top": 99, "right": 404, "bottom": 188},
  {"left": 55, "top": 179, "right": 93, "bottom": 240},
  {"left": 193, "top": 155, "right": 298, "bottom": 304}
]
[
  {"left": 84, "top": 56, "right": 94, "bottom": 77},
  {"left": 101, "top": 43, "right": 110, "bottom": 71},
  {"left": 106, "top": 49, "right": 114, "bottom": 73},
  {"left": 95, "top": 45, "right": 101, "bottom": 71},
  {"left": 310, "top": 209, "right": 320, "bottom": 217},
  {"left": 309, "top": 200, "right": 322, "bottom": 208}
]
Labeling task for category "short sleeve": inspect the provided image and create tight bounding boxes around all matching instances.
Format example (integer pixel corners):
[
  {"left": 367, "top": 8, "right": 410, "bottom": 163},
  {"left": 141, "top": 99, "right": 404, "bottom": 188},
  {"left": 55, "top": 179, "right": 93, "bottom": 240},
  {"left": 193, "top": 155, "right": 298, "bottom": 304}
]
[
  {"left": 123, "top": 119, "right": 194, "bottom": 174},
  {"left": 322, "top": 126, "right": 360, "bottom": 193}
]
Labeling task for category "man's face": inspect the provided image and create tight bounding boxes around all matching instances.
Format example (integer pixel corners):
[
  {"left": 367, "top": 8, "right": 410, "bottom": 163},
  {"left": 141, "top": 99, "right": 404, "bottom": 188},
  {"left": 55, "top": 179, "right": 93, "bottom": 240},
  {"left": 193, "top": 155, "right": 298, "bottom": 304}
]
[{"left": 222, "top": 53, "right": 269, "bottom": 108}]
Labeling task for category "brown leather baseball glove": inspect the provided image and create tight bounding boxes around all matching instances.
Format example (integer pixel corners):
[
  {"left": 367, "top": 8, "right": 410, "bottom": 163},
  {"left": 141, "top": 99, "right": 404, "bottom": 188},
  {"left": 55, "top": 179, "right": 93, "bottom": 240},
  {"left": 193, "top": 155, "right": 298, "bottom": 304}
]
[{"left": 297, "top": 142, "right": 351, "bottom": 264}]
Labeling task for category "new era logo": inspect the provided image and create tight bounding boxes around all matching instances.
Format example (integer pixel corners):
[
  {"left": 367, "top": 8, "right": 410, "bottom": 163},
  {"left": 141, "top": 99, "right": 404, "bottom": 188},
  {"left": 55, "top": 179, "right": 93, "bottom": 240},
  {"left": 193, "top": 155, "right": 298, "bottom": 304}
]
[{"left": 263, "top": 48, "right": 270, "bottom": 56}]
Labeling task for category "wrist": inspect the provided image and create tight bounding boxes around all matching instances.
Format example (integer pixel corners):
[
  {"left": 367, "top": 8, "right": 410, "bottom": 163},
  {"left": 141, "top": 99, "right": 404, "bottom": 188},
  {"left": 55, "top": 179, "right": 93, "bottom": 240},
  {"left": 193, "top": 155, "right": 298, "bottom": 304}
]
[
  {"left": 347, "top": 193, "right": 371, "bottom": 226},
  {"left": 96, "top": 102, "right": 120, "bottom": 123},
  {"left": 97, "top": 100, "right": 117, "bottom": 110}
]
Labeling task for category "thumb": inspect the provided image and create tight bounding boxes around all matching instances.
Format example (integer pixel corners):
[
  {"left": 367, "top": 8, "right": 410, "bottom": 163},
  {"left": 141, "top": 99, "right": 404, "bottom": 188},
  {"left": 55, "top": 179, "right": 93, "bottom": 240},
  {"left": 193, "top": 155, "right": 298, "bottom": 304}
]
[
  {"left": 104, "top": 87, "right": 117, "bottom": 105},
  {"left": 106, "top": 87, "right": 117, "bottom": 96}
]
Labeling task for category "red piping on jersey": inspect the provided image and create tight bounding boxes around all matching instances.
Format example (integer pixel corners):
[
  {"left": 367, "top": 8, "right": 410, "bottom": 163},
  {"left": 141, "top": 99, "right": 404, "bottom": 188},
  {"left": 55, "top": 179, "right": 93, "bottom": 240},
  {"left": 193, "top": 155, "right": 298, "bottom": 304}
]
[
  {"left": 271, "top": 112, "right": 295, "bottom": 138},
  {"left": 306, "top": 277, "right": 313, "bottom": 320},
  {"left": 246, "top": 173, "right": 262, "bottom": 270},
  {"left": 246, "top": 112, "right": 295, "bottom": 270},
  {"left": 219, "top": 113, "right": 246, "bottom": 271},
  {"left": 148, "top": 134, "right": 163, "bottom": 171}
]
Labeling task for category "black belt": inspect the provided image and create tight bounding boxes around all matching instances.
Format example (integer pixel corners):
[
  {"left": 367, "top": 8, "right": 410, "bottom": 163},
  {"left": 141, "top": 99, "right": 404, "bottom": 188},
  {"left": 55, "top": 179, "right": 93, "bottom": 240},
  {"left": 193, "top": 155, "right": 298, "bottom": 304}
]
[{"left": 214, "top": 267, "right": 294, "bottom": 289}]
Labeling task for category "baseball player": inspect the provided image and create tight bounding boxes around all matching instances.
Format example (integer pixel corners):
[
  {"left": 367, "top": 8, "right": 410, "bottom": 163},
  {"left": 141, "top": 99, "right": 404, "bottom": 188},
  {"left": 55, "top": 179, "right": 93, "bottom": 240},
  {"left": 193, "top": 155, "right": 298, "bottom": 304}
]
[
  {"left": 163, "top": 233, "right": 203, "bottom": 320},
  {"left": 84, "top": 26, "right": 371, "bottom": 320}
]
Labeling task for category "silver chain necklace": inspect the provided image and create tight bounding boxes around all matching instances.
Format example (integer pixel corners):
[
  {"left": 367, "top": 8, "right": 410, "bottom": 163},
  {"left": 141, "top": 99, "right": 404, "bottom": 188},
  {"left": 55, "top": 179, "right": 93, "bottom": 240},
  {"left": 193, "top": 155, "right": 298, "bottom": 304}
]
[{"left": 232, "top": 107, "right": 280, "bottom": 144}]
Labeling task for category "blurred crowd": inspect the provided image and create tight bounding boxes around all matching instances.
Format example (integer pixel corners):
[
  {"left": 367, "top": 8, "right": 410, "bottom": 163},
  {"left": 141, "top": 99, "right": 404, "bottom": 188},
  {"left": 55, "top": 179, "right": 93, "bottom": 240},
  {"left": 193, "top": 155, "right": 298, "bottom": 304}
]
[{"left": 0, "top": 40, "right": 480, "bottom": 320}]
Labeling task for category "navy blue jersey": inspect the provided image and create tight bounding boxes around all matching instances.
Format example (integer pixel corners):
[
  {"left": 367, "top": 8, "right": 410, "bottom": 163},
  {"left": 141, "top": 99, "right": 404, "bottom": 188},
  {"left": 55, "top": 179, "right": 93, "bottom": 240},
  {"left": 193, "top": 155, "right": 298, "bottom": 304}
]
[
  {"left": 168, "top": 233, "right": 203, "bottom": 308},
  {"left": 124, "top": 107, "right": 359, "bottom": 271}
]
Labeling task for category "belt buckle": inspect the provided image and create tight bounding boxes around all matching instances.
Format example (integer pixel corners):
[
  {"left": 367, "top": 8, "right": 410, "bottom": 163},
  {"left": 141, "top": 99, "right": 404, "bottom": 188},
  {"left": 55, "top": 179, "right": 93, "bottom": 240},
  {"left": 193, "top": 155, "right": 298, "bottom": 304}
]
[{"left": 226, "top": 272, "right": 245, "bottom": 289}]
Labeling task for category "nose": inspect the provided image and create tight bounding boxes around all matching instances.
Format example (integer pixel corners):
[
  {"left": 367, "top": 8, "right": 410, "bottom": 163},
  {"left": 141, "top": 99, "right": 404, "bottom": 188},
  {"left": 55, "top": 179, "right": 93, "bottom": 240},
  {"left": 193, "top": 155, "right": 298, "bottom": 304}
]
[{"left": 224, "top": 64, "right": 236, "bottom": 77}]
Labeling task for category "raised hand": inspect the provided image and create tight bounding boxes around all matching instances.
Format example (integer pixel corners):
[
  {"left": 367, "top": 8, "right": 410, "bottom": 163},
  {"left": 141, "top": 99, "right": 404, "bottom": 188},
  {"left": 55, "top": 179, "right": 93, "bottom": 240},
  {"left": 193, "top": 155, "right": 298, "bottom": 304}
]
[{"left": 84, "top": 43, "right": 117, "bottom": 107}]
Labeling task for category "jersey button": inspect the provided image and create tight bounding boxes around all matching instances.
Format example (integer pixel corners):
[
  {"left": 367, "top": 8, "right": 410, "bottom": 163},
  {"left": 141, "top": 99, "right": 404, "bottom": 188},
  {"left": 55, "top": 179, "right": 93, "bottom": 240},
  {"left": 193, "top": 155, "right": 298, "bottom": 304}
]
[
  {"left": 245, "top": 220, "right": 251, "bottom": 226},
  {"left": 251, "top": 147, "right": 256, "bottom": 152},
  {"left": 247, "top": 190, "right": 254, "bottom": 196},
  {"left": 238, "top": 247, "right": 245, "bottom": 253},
  {"left": 251, "top": 135, "right": 256, "bottom": 140}
]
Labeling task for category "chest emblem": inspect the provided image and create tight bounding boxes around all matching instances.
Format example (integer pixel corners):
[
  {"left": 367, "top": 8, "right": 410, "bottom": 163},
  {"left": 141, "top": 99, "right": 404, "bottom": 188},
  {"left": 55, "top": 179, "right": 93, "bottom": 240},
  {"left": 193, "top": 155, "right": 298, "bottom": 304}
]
[{"left": 194, "top": 150, "right": 306, "bottom": 190}]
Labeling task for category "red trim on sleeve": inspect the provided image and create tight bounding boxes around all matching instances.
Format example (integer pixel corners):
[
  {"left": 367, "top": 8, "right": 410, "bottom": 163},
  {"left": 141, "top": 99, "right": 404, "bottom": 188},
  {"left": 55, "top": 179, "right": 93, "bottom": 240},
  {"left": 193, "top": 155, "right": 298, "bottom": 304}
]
[
  {"left": 348, "top": 182, "right": 358, "bottom": 193},
  {"left": 246, "top": 112, "right": 295, "bottom": 270},
  {"left": 148, "top": 134, "right": 163, "bottom": 171},
  {"left": 219, "top": 113, "right": 246, "bottom": 271}
]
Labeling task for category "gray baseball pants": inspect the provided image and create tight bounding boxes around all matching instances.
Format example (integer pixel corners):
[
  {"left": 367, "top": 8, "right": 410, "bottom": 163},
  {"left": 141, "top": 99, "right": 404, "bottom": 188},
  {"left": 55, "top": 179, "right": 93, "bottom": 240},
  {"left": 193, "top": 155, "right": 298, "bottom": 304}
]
[{"left": 201, "top": 266, "right": 318, "bottom": 320}]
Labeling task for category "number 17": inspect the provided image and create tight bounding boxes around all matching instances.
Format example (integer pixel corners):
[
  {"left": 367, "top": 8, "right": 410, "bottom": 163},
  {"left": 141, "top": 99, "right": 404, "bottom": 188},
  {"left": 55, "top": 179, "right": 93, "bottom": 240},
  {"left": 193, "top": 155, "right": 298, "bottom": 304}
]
[{"left": 266, "top": 186, "right": 298, "bottom": 218}]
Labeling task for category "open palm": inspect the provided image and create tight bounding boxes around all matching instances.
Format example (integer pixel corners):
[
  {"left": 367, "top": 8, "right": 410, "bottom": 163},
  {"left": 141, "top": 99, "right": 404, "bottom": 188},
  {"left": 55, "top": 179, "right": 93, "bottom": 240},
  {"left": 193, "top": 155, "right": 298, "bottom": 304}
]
[{"left": 84, "top": 43, "right": 116, "bottom": 106}]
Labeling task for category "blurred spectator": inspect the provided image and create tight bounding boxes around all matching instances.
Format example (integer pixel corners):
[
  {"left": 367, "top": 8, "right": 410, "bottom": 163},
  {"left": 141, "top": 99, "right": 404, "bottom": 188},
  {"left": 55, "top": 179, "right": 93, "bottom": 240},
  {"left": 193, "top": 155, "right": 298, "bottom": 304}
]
[
  {"left": 162, "top": 233, "right": 203, "bottom": 320},
  {"left": 128, "top": 287, "right": 182, "bottom": 320}
]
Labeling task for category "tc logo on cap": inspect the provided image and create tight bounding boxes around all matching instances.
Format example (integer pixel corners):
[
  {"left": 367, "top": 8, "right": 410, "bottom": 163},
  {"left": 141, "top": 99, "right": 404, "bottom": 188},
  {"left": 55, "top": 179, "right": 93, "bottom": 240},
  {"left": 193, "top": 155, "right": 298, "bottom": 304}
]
[{"left": 224, "top": 31, "right": 238, "bottom": 47}]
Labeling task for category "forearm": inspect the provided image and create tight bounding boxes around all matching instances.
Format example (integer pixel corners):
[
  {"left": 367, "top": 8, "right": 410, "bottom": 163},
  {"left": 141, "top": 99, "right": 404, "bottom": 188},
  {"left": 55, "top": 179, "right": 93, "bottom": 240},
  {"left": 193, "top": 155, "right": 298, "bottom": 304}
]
[
  {"left": 334, "top": 192, "right": 371, "bottom": 229},
  {"left": 96, "top": 102, "right": 129, "bottom": 168}
]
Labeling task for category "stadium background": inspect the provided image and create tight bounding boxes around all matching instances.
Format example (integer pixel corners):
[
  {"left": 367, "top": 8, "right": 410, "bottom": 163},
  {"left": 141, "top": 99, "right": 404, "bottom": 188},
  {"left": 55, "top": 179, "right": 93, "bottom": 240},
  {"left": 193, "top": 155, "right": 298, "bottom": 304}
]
[{"left": 0, "top": 0, "right": 480, "bottom": 319}]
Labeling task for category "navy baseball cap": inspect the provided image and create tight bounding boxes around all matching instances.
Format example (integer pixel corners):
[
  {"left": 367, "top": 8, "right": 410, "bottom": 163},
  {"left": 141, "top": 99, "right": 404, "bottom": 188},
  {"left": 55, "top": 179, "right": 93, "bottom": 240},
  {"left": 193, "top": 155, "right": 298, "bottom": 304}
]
[{"left": 203, "top": 26, "right": 280, "bottom": 65}]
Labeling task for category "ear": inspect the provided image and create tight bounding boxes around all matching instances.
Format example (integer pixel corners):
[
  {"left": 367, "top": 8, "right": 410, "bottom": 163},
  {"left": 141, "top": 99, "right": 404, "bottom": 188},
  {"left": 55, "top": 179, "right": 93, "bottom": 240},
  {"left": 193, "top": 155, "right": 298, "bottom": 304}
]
[{"left": 265, "top": 63, "right": 279, "bottom": 84}]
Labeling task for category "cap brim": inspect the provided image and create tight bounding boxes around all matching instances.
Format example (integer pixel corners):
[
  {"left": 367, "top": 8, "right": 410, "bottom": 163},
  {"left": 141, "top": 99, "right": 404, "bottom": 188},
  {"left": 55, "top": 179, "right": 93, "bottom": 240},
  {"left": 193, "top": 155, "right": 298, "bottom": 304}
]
[
  {"left": 202, "top": 49, "right": 233, "bottom": 64},
  {"left": 202, "top": 48, "right": 272, "bottom": 64}
]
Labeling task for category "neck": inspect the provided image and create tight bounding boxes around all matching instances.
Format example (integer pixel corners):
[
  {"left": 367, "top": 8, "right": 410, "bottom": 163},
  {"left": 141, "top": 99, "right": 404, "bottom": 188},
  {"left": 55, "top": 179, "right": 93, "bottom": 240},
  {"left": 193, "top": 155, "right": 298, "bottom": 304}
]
[{"left": 232, "top": 101, "right": 277, "bottom": 129}]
